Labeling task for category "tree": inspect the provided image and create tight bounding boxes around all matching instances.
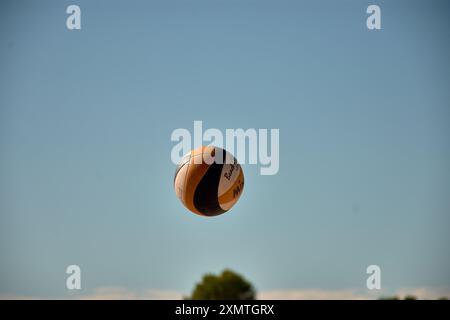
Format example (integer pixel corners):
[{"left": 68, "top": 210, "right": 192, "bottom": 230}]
[{"left": 188, "top": 269, "right": 255, "bottom": 300}]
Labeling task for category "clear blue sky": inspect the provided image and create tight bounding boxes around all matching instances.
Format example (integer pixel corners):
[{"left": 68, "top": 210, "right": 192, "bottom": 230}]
[{"left": 1, "top": 0, "right": 449, "bottom": 298}]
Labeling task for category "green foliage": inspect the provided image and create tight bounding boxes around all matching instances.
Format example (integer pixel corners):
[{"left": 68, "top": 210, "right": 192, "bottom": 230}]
[
  {"left": 188, "top": 269, "right": 255, "bottom": 300},
  {"left": 379, "top": 296, "right": 400, "bottom": 300}
]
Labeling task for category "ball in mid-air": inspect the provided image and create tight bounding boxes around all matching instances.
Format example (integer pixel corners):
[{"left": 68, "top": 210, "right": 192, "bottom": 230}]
[{"left": 174, "top": 146, "right": 244, "bottom": 217}]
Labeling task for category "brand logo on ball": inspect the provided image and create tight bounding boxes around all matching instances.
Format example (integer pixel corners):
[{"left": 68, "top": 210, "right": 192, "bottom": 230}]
[{"left": 223, "top": 161, "right": 236, "bottom": 181}]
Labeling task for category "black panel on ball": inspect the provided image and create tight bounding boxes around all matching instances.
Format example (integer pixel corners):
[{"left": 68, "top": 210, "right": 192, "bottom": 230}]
[{"left": 193, "top": 150, "right": 227, "bottom": 216}]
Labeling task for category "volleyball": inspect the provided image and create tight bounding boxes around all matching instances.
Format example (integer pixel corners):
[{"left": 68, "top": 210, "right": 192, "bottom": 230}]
[{"left": 173, "top": 146, "right": 244, "bottom": 216}]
